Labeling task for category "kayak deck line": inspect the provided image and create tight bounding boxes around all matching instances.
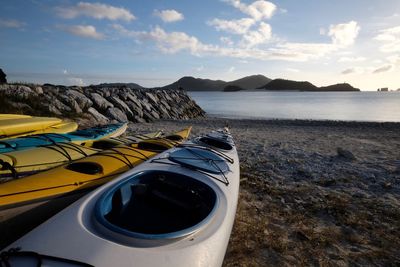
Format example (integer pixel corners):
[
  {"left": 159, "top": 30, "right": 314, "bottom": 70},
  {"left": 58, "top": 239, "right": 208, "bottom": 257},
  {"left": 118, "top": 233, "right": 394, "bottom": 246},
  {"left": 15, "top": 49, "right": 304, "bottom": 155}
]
[
  {"left": 150, "top": 146, "right": 233, "bottom": 186},
  {"left": 0, "top": 127, "right": 192, "bottom": 211}
]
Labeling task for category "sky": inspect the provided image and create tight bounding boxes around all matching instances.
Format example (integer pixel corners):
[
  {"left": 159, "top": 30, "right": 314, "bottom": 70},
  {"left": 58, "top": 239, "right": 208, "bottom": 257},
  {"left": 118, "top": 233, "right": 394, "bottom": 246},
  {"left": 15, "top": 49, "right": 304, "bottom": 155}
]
[{"left": 0, "top": 0, "right": 399, "bottom": 90}]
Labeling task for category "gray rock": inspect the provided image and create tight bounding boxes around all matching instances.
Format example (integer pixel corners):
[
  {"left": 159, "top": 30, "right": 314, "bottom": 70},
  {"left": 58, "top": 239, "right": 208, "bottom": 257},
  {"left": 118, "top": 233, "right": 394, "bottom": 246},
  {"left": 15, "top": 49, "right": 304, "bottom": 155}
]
[
  {"left": 90, "top": 93, "right": 114, "bottom": 111},
  {"left": 108, "top": 96, "right": 134, "bottom": 119},
  {"left": 106, "top": 107, "right": 128, "bottom": 122},
  {"left": 88, "top": 107, "right": 109, "bottom": 124},
  {"left": 9, "top": 102, "right": 32, "bottom": 111},
  {"left": 337, "top": 147, "right": 356, "bottom": 161},
  {"left": 151, "top": 110, "right": 160, "bottom": 120},
  {"left": 140, "top": 99, "right": 153, "bottom": 112},
  {"left": 162, "top": 90, "right": 173, "bottom": 102},
  {"left": 0, "top": 85, "right": 35, "bottom": 99},
  {"left": 33, "top": 86, "right": 43, "bottom": 94},
  {"left": 46, "top": 96, "right": 72, "bottom": 113},
  {"left": 59, "top": 95, "right": 82, "bottom": 113},
  {"left": 48, "top": 105, "right": 62, "bottom": 115},
  {"left": 125, "top": 93, "right": 142, "bottom": 108},
  {"left": 126, "top": 101, "right": 143, "bottom": 118},
  {"left": 157, "top": 103, "right": 170, "bottom": 118},
  {"left": 146, "top": 92, "right": 159, "bottom": 104},
  {"left": 65, "top": 90, "right": 93, "bottom": 110}
]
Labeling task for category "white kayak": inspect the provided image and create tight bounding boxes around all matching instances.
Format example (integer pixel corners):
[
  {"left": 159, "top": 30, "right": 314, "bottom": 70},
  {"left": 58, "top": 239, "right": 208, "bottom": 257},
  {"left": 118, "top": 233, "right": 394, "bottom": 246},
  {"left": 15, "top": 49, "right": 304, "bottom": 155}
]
[{"left": 2, "top": 129, "right": 240, "bottom": 267}]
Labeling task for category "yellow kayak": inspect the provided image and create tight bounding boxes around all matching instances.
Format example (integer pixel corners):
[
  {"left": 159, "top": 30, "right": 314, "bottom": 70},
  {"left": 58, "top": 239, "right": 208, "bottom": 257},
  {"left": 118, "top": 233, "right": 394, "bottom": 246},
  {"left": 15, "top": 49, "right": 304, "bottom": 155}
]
[
  {"left": 0, "top": 114, "right": 32, "bottom": 120},
  {"left": 0, "top": 114, "right": 78, "bottom": 139},
  {"left": 0, "top": 130, "right": 163, "bottom": 181},
  {"left": 0, "top": 127, "right": 191, "bottom": 210}
]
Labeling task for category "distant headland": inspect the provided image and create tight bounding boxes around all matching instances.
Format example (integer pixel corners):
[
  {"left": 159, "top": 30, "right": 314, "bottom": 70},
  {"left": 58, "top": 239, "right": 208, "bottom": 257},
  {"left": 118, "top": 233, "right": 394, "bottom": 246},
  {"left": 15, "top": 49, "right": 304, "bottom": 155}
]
[
  {"left": 159, "top": 75, "right": 361, "bottom": 92},
  {"left": 98, "top": 75, "right": 360, "bottom": 92}
]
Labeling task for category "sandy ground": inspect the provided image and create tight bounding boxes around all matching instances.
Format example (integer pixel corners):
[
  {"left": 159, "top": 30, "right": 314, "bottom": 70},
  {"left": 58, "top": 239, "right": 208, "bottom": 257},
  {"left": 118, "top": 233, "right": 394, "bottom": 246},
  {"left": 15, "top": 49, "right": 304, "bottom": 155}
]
[
  {"left": 2, "top": 117, "right": 400, "bottom": 266},
  {"left": 128, "top": 117, "right": 400, "bottom": 266}
]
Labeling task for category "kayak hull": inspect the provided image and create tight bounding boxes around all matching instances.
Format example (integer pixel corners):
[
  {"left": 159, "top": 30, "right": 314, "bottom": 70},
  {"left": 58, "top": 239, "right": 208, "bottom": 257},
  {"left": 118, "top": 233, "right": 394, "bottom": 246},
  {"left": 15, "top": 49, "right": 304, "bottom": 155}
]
[
  {"left": 0, "top": 123, "right": 128, "bottom": 153},
  {"left": 4, "top": 129, "right": 239, "bottom": 267},
  {"left": 0, "top": 115, "right": 79, "bottom": 139}
]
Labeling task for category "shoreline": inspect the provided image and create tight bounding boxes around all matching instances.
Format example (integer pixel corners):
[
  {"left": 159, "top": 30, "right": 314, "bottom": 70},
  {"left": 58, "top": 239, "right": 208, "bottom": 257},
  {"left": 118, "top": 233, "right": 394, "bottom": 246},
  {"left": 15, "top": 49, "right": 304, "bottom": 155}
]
[{"left": 202, "top": 116, "right": 400, "bottom": 128}]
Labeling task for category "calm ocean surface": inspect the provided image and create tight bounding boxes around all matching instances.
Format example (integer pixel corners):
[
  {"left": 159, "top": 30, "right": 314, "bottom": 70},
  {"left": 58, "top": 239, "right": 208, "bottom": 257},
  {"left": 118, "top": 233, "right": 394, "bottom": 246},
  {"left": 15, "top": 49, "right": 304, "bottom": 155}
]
[{"left": 188, "top": 91, "right": 400, "bottom": 122}]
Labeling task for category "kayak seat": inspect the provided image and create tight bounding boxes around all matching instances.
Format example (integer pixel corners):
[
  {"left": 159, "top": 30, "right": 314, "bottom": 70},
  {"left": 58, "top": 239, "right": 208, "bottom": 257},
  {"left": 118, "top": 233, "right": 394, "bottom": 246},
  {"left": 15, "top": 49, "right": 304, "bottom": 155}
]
[
  {"left": 100, "top": 171, "right": 217, "bottom": 236},
  {"left": 198, "top": 136, "right": 233, "bottom": 150},
  {"left": 65, "top": 162, "right": 103, "bottom": 175},
  {"left": 91, "top": 140, "right": 119, "bottom": 150},
  {"left": 137, "top": 141, "right": 170, "bottom": 152}
]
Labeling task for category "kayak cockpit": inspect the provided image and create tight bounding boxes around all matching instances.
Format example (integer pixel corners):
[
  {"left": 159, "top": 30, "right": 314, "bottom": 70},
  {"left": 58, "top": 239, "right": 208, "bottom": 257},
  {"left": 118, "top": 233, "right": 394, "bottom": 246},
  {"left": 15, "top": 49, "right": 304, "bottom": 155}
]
[
  {"left": 95, "top": 170, "right": 218, "bottom": 241},
  {"left": 197, "top": 136, "right": 233, "bottom": 151}
]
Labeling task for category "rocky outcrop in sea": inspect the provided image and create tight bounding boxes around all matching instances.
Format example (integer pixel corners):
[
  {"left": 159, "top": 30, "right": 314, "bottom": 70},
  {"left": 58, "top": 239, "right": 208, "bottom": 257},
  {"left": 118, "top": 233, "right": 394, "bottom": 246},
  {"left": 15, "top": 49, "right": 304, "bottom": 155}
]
[{"left": 0, "top": 84, "right": 205, "bottom": 124}]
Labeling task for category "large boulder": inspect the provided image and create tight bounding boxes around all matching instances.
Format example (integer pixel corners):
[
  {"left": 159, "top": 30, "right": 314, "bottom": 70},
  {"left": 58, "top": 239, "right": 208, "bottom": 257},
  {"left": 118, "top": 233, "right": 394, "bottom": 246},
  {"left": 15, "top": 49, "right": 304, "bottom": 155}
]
[
  {"left": 65, "top": 90, "right": 93, "bottom": 110},
  {"left": 59, "top": 95, "right": 82, "bottom": 114},
  {"left": 145, "top": 92, "right": 159, "bottom": 105},
  {"left": 0, "top": 69, "right": 6, "bottom": 84},
  {"left": 33, "top": 86, "right": 43, "bottom": 94},
  {"left": 106, "top": 107, "right": 128, "bottom": 122},
  {"left": 0, "top": 85, "right": 35, "bottom": 99},
  {"left": 126, "top": 101, "right": 143, "bottom": 118},
  {"left": 125, "top": 92, "right": 142, "bottom": 108},
  {"left": 45, "top": 95, "right": 72, "bottom": 114},
  {"left": 88, "top": 107, "right": 109, "bottom": 124},
  {"left": 90, "top": 93, "right": 114, "bottom": 111},
  {"left": 108, "top": 96, "right": 134, "bottom": 119}
]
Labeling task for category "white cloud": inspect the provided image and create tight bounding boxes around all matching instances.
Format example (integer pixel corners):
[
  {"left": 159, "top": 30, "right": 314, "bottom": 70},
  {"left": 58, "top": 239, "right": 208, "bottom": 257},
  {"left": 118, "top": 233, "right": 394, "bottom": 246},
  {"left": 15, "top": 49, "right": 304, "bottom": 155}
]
[
  {"left": 56, "top": 2, "right": 135, "bottom": 21},
  {"left": 374, "top": 26, "right": 400, "bottom": 53},
  {"left": 113, "top": 24, "right": 361, "bottom": 62},
  {"left": 387, "top": 54, "right": 400, "bottom": 65},
  {"left": 240, "top": 22, "right": 272, "bottom": 47},
  {"left": 328, "top": 21, "right": 360, "bottom": 46},
  {"left": 208, "top": 18, "right": 255, "bottom": 34},
  {"left": 154, "top": 9, "right": 184, "bottom": 22},
  {"left": 372, "top": 64, "right": 393, "bottom": 74},
  {"left": 224, "top": 0, "right": 277, "bottom": 21},
  {"left": 64, "top": 25, "right": 104, "bottom": 40},
  {"left": 63, "top": 69, "right": 68, "bottom": 74},
  {"left": 195, "top": 65, "right": 204, "bottom": 72},
  {"left": 220, "top": 36, "right": 234, "bottom": 46},
  {"left": 286, "top": 68, "right": 299, "bottom": 73},
  {"left": 146, "top": 26, "right": 208, "bottom": 54},
  {"left": 228, "top": 66, "right": 235, "bottom": 73},
  {"left": 67, "top": 77, "right": 85, "bottom": 86},
  {"left": 338, "top": 56, "right": 366, "bottom": 62},
  {"left": 0, "top": 18, "right": 25, "bottom": 28},
  {"left": 275, "top": 42, "right": 337, "bottom": 60}
]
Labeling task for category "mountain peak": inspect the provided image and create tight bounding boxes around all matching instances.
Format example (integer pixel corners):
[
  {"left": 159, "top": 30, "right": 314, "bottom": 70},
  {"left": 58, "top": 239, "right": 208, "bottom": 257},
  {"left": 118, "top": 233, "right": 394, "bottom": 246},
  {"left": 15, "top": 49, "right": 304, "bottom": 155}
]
[{"left": 163, "top": 75, "right": 271, "bottom": 91}]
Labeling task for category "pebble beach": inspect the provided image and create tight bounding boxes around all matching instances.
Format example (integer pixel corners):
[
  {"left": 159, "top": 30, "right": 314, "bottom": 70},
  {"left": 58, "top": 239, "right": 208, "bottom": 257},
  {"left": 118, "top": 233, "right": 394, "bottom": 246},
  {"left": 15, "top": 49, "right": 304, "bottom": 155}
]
[
  {"left": 1, "top": 117, "right": 399, "bottom": 266},
  {"left": 129, "top": 117, "right": 400, "bottom": 266}
]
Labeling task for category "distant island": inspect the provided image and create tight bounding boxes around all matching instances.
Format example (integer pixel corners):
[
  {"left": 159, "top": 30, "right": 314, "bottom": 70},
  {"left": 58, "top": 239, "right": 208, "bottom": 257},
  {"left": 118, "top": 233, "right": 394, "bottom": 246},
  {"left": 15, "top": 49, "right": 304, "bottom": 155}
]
[
  {"left": 161, "top": 75, "right": 271, "bottom": 91},
  {"left": 160, "top": 75, "right": 360, "bottom": 92},
  {"left": 259, "top": 79, "right": 360, "bottom": 92}
]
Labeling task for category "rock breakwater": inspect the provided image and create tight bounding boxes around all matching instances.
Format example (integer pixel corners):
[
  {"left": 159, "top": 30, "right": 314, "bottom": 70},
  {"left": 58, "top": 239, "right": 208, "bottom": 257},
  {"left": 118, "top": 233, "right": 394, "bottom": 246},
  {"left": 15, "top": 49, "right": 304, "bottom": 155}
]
[{"left": 0, "top": 84, "right": 205, "bottom": 124}]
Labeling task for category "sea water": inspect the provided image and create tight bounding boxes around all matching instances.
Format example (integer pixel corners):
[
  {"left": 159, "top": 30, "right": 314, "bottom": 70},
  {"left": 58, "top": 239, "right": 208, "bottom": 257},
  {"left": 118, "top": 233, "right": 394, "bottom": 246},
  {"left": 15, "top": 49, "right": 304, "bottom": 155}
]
[{"left": 189, "top": 91, "right": 400, "bottom": 122}]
